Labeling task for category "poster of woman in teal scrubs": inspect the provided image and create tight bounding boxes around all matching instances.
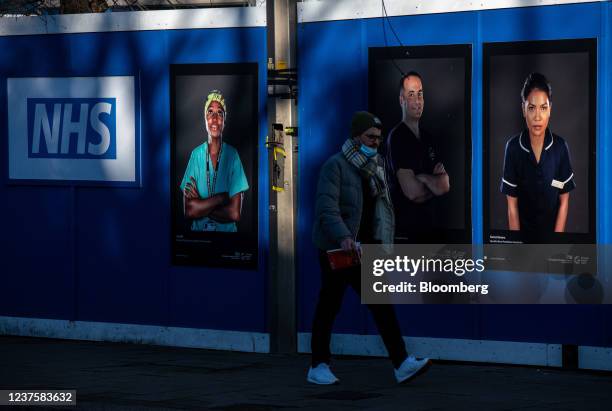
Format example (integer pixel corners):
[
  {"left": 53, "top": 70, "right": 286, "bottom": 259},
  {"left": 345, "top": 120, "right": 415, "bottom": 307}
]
[
  {"left": 180, "top": 90, "right": 249, "bottom": 233},
  {"left": 171, "top": 64, "right": 258, "bottom": 269}
]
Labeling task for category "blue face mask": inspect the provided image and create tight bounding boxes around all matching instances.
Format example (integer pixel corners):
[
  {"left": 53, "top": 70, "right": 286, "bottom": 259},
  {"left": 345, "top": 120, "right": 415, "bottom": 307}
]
[{"left": 359, "top": 144, "right": 378, "bottom": 158}]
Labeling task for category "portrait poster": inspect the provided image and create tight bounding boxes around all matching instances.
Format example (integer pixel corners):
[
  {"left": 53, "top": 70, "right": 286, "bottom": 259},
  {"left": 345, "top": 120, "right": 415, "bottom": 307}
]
[
  {"left": 170, "top": 63, "right": 258, "bottom": 268},
  {"left": 369, "top": 45, "right": 472, "bottom": 244},
  {"left": 483, "top": 39, "right": 596, "bottom": 244}
]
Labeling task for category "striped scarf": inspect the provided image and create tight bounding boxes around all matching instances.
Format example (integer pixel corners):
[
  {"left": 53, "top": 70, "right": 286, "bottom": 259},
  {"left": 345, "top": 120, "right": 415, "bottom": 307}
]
[{"left": 341, "top": 138, "right": 391, "bottom": 203}]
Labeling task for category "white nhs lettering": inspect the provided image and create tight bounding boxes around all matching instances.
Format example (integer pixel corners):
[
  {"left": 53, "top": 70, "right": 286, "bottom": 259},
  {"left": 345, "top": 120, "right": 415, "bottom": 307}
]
[
  {"left": 31, "top": 102, "right": 113, "bottom": 156},
  {"left": 8, "top": 76, "right": 135, "bottom": 183}
]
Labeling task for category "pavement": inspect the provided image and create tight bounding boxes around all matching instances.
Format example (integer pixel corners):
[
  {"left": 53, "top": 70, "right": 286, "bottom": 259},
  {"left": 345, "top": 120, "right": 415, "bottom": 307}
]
[{"left": 1, "top": 335, "right": 611, "bottom": 410}]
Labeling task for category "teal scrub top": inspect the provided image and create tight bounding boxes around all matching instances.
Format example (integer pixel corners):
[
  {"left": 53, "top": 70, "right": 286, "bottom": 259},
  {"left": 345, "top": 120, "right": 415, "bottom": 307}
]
[{"left": 180, "top": 141, "right": 249, "bottom": 232}]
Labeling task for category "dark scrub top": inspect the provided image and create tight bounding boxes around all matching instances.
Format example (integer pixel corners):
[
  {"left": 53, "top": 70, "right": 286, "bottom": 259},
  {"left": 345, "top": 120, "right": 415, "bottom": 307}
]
[
  {"left": 500, "top": 129, "right": 575, "bottom": 241},
  {"left": 385, "top": 121, "right": 439, "bottom": 239}
]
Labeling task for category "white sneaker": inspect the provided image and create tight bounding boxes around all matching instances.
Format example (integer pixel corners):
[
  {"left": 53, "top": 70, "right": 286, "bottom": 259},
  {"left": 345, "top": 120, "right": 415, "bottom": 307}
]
[
  {"left": 307, "top": 363, "right": 339, "bottom": 385},
  {"left": 394, "top": 355, "right": 431, "bottom": 384}
]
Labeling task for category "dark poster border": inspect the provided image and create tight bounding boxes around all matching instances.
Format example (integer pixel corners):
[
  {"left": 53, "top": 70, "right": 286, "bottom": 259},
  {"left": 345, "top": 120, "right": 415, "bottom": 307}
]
[
  {"left": 483, "top": 39, "right": 597, "bottom": 245},
  {"left": 368, "top": 44, "right": 473, "bottom": 244},
  {"left": 170, "top": 63, "right": 259, "bottom": 269}
]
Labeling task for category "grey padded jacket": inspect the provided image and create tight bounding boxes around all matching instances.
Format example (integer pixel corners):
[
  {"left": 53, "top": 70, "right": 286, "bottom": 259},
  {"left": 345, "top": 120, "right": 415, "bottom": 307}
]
[{"left": 312, "top": 152, "right": 395, "bottom": 250}]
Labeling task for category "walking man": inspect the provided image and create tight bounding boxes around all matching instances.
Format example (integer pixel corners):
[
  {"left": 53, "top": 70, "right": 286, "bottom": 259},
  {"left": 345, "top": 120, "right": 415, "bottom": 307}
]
[{"left": 308, "top": 111, "right": 431, "bottom": 385}]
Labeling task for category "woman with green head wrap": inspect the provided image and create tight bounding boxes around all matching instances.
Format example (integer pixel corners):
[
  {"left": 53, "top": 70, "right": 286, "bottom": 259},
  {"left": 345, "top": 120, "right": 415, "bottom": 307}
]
[{"left": 180, "top": 90, "right": 249, "bottom": 232}]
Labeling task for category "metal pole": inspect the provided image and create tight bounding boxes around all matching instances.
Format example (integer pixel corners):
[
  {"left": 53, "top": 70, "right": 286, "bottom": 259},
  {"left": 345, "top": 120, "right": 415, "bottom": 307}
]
[{"left": 267, "top": 0, "right": 298, "bottom": 353}]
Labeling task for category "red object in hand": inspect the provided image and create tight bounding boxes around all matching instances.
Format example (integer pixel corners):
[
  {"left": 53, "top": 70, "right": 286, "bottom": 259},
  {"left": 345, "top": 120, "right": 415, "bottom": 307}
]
[{"left": 326, "top": 248, "right": 360, "bottom": 270}]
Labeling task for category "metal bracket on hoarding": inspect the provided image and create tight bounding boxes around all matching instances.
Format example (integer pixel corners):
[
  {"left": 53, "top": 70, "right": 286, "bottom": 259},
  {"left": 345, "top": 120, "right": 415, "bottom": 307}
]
[
  {"left": 266, "top": 123, "right": 284, "bottom": 148},
  {"left": 272, "top": 146, "right": 286, "bottom": 192},
  {"left": 267, "top": 66, "right": 298, "bottom": 101},
  {"left": 268, "top": 123, "right": 287, "bottom": 192},
  {"left": 284, "top": 126, "right": 297, "bottom": 137}
]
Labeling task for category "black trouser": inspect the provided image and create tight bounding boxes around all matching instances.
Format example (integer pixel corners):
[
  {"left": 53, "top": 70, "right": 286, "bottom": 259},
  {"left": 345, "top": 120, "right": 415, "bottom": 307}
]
[{"left": 311, "top": 251, "right": 408, "bottom": 369}]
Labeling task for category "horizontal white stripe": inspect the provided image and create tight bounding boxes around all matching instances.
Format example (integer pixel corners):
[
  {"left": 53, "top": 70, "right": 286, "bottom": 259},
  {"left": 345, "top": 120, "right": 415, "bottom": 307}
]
[
  {"left": 298, "top": 0, "right": 603, "bottom": 23},
  {"left": 298, "top": 332, "right": 563, "bottom": 367},
  {"left": 0, "top": 316, "right": 269, "bottom": 353},
  {"left": 562, "top": 172, "right": 575, "bottom": 184},
  {"left": 2, "top": 317, "right": 609, "bottom": 370},
  {"left": 502, "top": 178, "right": 518, "bottom": 188},
  {"left": 299, "top": 332, "right": 612, "bottom": 370},
  {"left": 580, "top": 346, "right": 612, "bottom": 371},
  {"left": 0, "top": 6, "right": 266, "bottom": 36}
]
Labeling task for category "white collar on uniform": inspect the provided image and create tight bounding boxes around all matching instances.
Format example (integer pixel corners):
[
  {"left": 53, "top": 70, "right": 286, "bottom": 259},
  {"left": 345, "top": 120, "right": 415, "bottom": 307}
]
[{"left": 519, "top": 129, "right": 554, "bottom": 153}]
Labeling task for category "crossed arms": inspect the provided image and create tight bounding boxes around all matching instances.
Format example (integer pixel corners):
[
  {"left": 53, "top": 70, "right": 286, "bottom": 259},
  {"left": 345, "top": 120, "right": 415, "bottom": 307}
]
[
  {"left": 396, "top": 162, "right": 450, "bottom": 203},
  {"left": 183, "top": 176, "right": 242, "bottom": 223}
]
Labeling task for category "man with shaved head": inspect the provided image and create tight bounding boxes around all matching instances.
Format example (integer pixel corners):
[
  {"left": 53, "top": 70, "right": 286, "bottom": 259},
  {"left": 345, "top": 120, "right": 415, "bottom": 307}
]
[{"left": 385, "top": 71, "right": 450, "bottom": 242}]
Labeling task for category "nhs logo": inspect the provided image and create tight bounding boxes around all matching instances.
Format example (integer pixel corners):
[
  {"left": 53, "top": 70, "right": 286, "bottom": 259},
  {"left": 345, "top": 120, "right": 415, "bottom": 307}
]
[
  {"left": 28, "top": 98, "right": 117, "bottom": 159},
  {"left": 8, "top": 77, "right": 137, "bottom": 184}
]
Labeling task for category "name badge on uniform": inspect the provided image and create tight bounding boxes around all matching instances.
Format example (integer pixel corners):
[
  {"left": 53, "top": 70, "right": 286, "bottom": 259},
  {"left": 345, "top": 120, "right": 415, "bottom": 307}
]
[{"left": 551, "top": 179, "right": 565, "bottom": 189}]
